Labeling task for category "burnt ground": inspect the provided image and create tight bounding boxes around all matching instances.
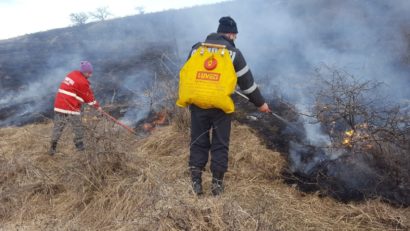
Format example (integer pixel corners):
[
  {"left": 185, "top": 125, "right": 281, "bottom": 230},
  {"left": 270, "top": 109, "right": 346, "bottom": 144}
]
[
  {"left": 1, "top": 0, "right": 409, "bottom": 210},
  {"left": 233, "top": 95, "right": 410, "bottom": 207}
]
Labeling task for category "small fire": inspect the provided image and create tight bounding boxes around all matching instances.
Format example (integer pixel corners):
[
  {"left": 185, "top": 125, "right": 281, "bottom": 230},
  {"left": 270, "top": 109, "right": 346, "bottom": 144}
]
[
  {"left": 142, "top": 123, "right": 154, "bottom": 131},
  {"left": 342, "top": 138, "right": 349, "bottom": 144},
  {"left": 342, "top": 129, "right": 354, "bottom": 147},
  {"left": 345, "top": 129, "right": 354, "bottom": 137},
  {"left": 341, "top": 126, "right": 374, "bottom": 150},
  {"left": 142, "top": 110, "right": 168, "bottom": 132}
]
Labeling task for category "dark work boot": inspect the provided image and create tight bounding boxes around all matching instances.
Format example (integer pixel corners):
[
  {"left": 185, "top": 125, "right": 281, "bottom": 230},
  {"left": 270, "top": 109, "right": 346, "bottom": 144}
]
[
  {"left": 190, "top": 167, "right": 203, "bottom": 196},
  {"left": 75, "top": 141, "right": 85, "bottom": 152},
  {"left": 48, "top": 141, "right": 57, "bottom": 156},
  {"left": 211, "top": 172, "right": 225, "bottom": 196}
]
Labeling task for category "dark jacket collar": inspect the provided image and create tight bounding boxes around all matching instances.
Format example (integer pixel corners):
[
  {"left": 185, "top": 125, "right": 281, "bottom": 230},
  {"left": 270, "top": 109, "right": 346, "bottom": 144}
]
[{"left": 205, "top": 33, "right": 236, "bottom": 48}]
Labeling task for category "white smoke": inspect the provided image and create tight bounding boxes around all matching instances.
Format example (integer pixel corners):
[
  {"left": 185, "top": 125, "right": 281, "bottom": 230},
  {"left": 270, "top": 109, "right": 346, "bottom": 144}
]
[
  {"left": 1, "top": 0, "right": 409, "bottom": 129},
  {"left": 172, "top": 0, "right": 409, "bottom": 122}
]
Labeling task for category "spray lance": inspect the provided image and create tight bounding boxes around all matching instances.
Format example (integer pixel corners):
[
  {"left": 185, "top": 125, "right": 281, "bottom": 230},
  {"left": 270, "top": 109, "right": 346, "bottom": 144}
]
[
  {"left": 234, "top": 90, "right": 304, "bottom": 134},
  {"left": 96, "top": 108, "right": 137, "bottom": 135},
  {"left": 95, "top": 92, "right": 304, "bottom": 136}
]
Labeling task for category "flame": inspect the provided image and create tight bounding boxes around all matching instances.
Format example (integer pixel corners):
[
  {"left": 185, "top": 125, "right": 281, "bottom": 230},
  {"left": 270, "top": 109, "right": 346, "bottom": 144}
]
[
  {"left": 342, "top": 129, "right": 354, "bottom": 147},
  {"left": 342, "top": 138, "right": 352, "bottom": 146},
  {"left": 345, "top": 129, "right": 354, "bottom": 137},
  {"left": 341, "top": 126, "right": 373, "bottom": 149},
  {"left": 153, "top": 111, "right": 167, "bottom": 125},
  {"left": 142, "top": 110, "right": 168, "bottom": 132},
  {"left": 143, "top": 123, "right": 154, "bottom": 131}
]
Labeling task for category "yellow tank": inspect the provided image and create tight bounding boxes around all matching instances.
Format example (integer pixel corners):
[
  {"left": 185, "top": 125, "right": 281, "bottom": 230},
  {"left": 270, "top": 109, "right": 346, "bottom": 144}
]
[{"left": 176, "top": 43, "right": 237, "bottom": 113}]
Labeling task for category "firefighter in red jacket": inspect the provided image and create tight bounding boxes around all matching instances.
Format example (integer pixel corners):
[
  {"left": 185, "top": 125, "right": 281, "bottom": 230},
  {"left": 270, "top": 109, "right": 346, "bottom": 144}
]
[{"left": 49, "top": 61, "right": 101, "bottom": 155}]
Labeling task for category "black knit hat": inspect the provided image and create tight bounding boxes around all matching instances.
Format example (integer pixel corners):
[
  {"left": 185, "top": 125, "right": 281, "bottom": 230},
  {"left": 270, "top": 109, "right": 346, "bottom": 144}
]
[{"left": 217, "top": 16, "right": 238, "bottom": 34}]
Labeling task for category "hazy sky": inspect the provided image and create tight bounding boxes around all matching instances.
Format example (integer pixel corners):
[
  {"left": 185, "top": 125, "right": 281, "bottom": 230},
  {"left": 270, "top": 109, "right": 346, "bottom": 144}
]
[{"left": 0, "top": 0, "right": 229, "bottom": 40}]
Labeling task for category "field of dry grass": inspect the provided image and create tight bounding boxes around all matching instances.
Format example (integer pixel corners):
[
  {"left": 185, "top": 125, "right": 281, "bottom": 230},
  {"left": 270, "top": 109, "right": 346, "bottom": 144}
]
[{"left": 0, "top": 113, "right": 409, "bottom": 230}]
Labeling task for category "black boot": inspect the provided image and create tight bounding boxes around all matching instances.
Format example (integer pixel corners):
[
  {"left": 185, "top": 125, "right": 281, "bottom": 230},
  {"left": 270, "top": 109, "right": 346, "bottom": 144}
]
[
  {"left": 190, "top": 167, "right": 203, "bottom": 195},
  {"left": 48, "top": 141, "right": 57, "bottom": 156},
  {"left": 211, "top": 172, "right": 225, "bottom": 196}
]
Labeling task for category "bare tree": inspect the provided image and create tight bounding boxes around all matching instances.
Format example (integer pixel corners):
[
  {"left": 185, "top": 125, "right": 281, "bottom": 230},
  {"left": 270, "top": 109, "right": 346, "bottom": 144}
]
[
  {"left": 312, "top": 65, "right": 410, "bottom": 194},
  {"left": 313, "top": 66, "right": 380, "bottom": 146},
  {"left": 312, "top": 65, "right": 410, "bottom": 150},
  {"left": 90, "top": 7, "right": 112, "bottom": 21},
  {"left": 135, "top": 6, "right": 145, "bottom": 15},
  {"left": 70, "top": 12, "right": 89, "bottom": 26}
]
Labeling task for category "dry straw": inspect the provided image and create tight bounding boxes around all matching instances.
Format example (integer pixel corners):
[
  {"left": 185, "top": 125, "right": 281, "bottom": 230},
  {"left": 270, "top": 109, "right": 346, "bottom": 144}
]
[{"left": 0, "top": 113, "right": 408, "bottom": 230}]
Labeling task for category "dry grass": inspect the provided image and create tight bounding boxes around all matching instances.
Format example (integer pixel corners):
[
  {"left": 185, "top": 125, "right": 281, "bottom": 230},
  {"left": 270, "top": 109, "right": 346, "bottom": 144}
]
[{"left": 0, "top": 117, "right": 409, "bottom": 230}]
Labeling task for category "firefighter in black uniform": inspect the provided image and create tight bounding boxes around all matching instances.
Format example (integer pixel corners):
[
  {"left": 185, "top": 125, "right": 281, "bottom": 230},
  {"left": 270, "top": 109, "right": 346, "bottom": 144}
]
[{"left": 187, "top": 16, "right": 271, "bottom": 196}]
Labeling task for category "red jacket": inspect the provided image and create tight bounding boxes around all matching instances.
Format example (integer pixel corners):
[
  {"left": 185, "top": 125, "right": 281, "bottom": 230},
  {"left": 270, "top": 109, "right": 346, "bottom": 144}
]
[{"left": 54, "top": 70, "right": 99, "bottom": 115}]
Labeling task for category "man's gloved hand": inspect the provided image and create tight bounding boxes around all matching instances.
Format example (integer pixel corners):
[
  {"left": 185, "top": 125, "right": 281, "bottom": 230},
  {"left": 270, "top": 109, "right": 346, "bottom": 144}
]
[{"left": 258, "top": 103, "right": 271, "bottom": 113}]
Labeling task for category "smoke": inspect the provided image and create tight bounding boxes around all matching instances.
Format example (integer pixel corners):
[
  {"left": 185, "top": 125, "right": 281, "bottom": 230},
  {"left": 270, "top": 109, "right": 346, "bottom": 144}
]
[
  {"left": 244, "top": 0, "right": 409, "bottom": 99},
  {"left": 174, "top": 0, "right": 410, "bottom": 99},
  {"left": 119, "top": 69, "right": 156, "bottom": 126},
  {"left": 171, "top": 0, "right": 409, "bottom": 138},
  {"left": 0, "top": 67, "right": 66, "bottom": 126},
  {"left": 0, "top": 13, "right": 178, "bottom": 126},
  {"left": 183, "top": 0, "right": 409, "bottom": 202},
  {"left": 0, "top": 49, "right": 90, "bottom": 126},
  {"left": 0, "top": 0, "right": 409, "bottom": 204},
  {"left": 1, "top": 0, "right": 408, "bottom": 134}
]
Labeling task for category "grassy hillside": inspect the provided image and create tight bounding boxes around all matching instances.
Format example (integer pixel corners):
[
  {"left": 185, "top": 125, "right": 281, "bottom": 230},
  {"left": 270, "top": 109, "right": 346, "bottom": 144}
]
[
  {"left": 1, "top": 0, "right": 409, "bottom": 229},
  {"left": 0, "top": 111, "right": 408, "bottom": 230}
]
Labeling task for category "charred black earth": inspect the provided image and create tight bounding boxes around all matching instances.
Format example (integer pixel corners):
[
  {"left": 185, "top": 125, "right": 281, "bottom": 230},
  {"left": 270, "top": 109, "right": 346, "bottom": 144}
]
[{"left": 234, "top": 97, "right": 410, "bottom": 207}]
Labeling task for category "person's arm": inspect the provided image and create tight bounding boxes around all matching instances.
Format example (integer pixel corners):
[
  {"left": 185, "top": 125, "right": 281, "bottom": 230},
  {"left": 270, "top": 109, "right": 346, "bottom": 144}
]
[
  {"left": 234, "top": 49, "right": 268, "bottom": 111},
  {"left": 77, "top": 81, "right": 100, "bottom": 109}
]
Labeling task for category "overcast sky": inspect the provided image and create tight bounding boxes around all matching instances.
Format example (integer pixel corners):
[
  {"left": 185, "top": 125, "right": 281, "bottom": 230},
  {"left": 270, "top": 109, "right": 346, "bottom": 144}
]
[{"left": 0, "top": 0, "right": 229, "bottom": 40}]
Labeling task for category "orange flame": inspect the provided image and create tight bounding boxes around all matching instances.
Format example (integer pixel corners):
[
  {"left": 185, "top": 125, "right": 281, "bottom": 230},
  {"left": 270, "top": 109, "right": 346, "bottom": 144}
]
[
  {"left": 342, "top": 138, "right": 352, "bottom": 146},
  {"left": 143, "top": 110, "right": 168, "bottom": 132},
  {"left": 342, "top": 129, "right": 354, "bottom": 147},
  {"left": 345, "top": 129, "right": 354, "bottom": 137}
]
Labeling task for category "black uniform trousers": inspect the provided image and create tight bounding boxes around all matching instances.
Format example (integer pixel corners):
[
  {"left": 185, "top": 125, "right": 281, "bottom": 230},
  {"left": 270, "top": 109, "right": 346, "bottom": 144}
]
[{"left": 189, "top": 104, "right": 232, "bottom": 173}]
